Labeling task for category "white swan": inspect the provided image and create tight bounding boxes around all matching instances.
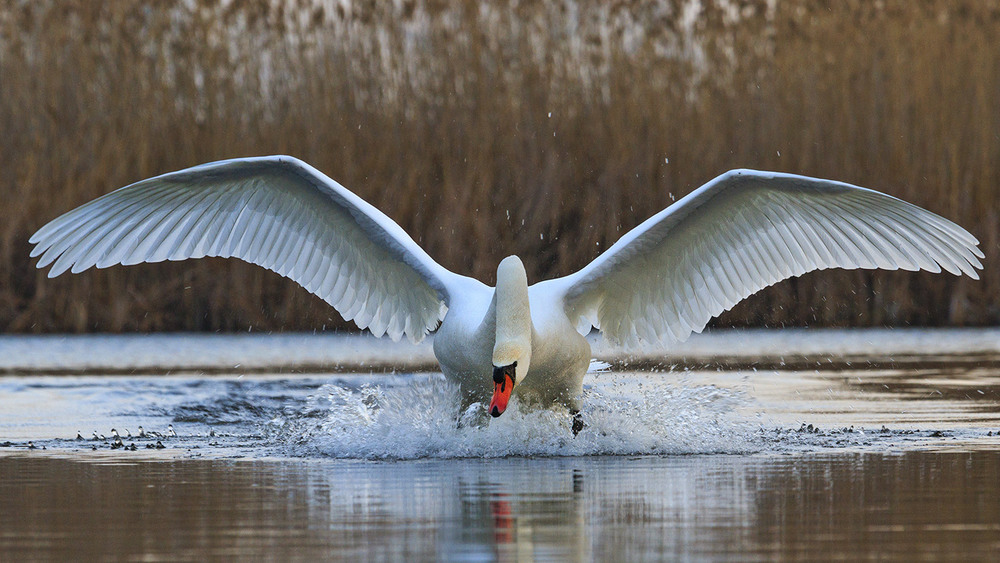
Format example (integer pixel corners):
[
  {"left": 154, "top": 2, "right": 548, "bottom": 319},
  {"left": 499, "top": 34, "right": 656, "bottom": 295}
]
[{"left": 29, "top": 156, "right": 984, "bottom": 420}]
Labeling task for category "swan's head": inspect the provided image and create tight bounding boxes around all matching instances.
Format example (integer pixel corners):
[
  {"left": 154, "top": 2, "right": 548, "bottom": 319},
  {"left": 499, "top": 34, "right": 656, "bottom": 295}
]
[{"left": 489, "top": 256, "right": 531, "bottom": 418}]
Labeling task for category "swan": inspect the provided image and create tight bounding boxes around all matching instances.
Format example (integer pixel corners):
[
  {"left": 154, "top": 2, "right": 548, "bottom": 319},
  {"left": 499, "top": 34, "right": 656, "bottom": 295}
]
[{"left": 29, "top": 156, "right": 984, "bottom": 422}]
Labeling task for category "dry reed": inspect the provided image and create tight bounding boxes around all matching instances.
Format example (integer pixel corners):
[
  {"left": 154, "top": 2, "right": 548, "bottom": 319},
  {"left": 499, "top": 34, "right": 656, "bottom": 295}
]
[{"left": 1, "top": 0, "right": 997, "bottom": 333}]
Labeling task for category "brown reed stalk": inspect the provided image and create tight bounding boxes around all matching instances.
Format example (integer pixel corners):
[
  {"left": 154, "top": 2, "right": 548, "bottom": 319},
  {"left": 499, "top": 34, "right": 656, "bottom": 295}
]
[{"left": 0, "top": 0, "right": 996, "bottom": 334}]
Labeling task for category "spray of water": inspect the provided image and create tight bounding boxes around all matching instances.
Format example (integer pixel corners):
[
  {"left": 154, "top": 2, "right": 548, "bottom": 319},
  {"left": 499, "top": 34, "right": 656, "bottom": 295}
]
[{"left": 271, "top": 373, "right": 758, "bottom": 459}]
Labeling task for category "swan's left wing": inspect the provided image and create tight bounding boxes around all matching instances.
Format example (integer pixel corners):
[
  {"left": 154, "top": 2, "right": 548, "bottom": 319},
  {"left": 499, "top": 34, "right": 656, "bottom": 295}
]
[
  {"left": 29, "top": 156, "right": 470, "bottom": 342},
  {"left": 551, "top": 169, "right": 983, "bottom": 347}
]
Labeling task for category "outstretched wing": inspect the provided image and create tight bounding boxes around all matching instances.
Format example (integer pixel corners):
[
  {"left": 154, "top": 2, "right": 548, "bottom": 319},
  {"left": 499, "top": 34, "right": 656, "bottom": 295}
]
[
  {"left": 30, "top": 156, "right": 471, "bottom": 342},
  {"left": 553, "top": 169, "right": 983, "bottom": 347}
]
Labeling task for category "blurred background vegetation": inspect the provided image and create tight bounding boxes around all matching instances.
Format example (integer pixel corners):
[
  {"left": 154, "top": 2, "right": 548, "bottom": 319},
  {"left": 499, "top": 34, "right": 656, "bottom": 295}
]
[{"left": 1, "top": 0, "right": 997, "bottom": 333}]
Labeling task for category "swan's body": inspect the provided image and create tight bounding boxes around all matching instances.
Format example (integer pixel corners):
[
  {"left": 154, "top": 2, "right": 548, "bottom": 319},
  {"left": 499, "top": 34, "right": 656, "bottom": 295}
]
[
  {"left": 29, "top": 156, "right": 984, "bottom": 419},
  {"left": 432, "top": 258, "right": 591, "bottom": 413}
]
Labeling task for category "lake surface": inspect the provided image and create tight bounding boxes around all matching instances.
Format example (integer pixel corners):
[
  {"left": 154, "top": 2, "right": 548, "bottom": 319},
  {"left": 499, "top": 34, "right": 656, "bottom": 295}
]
[
  {"left": 1, "top": 330, "right": 999, "bottom": 560},
  {"left": 3, "top": 452, "right": 999, "bottom": 561}
]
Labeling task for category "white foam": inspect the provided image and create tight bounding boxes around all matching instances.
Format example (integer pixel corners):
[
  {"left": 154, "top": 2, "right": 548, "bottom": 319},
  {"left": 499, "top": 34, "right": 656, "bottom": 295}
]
[{"left": 272, "top": 373, "right": 757, "bottom": 459}]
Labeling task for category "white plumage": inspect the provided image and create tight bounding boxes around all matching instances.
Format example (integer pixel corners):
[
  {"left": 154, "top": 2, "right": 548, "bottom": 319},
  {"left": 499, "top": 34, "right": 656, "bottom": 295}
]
[{"left": 29, "top": 157, "right": 984, "bottom": 417}]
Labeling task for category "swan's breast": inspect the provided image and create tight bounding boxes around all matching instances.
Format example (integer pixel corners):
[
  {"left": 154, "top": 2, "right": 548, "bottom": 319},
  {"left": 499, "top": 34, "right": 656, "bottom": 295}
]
[
  {"left": 519, "top": 301, "right": 591, "bottom": 408},
  {"left": 431, "top": 290, "right": 494, "bottom": 392}
]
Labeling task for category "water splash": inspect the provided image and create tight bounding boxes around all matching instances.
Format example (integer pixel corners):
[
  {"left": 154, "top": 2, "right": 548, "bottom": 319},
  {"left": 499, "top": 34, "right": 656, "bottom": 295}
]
[{"left": 271, "top": 373, "right": 757, "bottom": 459}]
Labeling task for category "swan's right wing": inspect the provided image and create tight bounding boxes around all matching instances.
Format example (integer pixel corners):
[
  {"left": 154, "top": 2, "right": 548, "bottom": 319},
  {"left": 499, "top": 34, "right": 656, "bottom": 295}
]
[
  {"left": 553, "top": 169, "right": 983, "bottom": 348},
  {"left": 29, "top": 156, "right": 471, "bottom": 342}
]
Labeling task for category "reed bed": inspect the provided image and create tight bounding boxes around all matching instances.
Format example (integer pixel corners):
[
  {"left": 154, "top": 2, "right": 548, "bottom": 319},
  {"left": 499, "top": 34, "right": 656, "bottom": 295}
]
[{"left": 1, "top": 0, "right": 997, "bottom": 333}]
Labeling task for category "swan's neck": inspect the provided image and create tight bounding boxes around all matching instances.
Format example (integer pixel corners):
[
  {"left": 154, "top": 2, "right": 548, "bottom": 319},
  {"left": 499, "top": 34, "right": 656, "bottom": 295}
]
[{"left": 492, "top": 256, "right": 532, "bottom": 378}]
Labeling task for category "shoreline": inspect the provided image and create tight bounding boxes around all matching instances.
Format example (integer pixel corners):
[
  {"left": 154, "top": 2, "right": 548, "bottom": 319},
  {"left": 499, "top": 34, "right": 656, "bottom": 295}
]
[{"left": 2, "top": 327, "right": 998, "bottom": 375}]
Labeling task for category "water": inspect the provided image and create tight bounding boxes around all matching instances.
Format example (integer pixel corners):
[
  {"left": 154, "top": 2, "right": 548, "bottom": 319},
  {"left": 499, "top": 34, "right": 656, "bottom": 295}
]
[
  {"left": 3, "top": 452, "right": 999, "bottom": 561},
  {"left": 1, "top": 330, "right": 999, "bottom": 560}
]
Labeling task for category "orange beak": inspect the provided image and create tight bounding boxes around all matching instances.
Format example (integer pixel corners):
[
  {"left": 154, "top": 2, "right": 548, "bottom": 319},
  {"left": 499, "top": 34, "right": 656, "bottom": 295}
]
[{"left": 489, "top": 364, "right": 516, "bottom": 417}]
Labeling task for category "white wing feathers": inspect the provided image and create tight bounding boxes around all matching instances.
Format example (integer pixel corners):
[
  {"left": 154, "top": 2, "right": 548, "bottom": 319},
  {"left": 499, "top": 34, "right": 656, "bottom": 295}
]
[
  {"left": 559, "top": 169, "right": 984, "bottom": 348},
  {"left": 29, "top": 156, "right": 464, "bottom": 342}
]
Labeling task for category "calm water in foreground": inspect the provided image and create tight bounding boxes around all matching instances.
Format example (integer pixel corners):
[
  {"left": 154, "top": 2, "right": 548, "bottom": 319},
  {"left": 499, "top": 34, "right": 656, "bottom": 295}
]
[
  {"left": 1, "top": 331, "right": 999, "bottom": 561},
  {"left": 2, "top": 452, "right": 999, "bottom": 561}
]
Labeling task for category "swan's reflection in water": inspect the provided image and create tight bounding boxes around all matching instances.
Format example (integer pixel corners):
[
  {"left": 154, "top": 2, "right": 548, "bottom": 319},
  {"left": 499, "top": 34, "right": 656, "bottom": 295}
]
[
  {"left": 452, "top": 463, "right": 587, "bottom": 561},
  {"left": 3, "top": 452, "right": 1000, "bottom": 561}
]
